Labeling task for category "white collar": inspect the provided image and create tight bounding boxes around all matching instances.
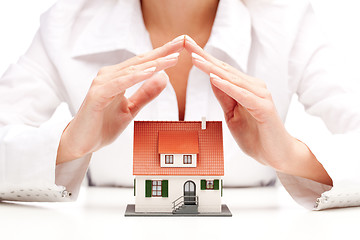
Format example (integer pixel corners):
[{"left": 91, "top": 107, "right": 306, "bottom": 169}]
[{"left": 72, "top": 0, "right": 251, "bottom": 72}]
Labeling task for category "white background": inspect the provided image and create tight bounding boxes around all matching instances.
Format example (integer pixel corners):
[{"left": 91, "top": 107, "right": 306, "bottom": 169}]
[{"left": 0, "top": 0, "right": 360, "bottom": 139}]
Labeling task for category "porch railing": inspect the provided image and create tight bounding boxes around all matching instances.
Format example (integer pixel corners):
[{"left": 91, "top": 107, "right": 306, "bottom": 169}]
[{"left": 172, "top": 195, "right": 199, "bottom": 212}]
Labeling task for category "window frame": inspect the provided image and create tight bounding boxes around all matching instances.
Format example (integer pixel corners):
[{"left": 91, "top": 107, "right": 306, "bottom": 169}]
[
  {"left": 165, "top": 155, "right": 174, "bottom": 164},
  {"left": 151, "top": 180, "right": 162, "bottom": 197},
  {"left": 206, "top": 180, "right": 214, "bottom": 190},
  {"left": 183, "top": 155, "right": 192, "bottom": 164}
]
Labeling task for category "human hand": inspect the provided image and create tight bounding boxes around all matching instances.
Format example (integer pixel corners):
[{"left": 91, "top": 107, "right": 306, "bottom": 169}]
[
  {"left": 185, "top": 36, "right": 332, "bottom": 185},
  {"left": 56, "top": 36, "right": 185, "bottom": 164}
]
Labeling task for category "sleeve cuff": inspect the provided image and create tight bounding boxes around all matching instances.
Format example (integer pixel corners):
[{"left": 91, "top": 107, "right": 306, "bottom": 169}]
[
  {"left": 277, "top": 171, "right": 332, "bottom": 210},
  {"left": 55, "top": 154, "right": 91, "bottom": 200}
]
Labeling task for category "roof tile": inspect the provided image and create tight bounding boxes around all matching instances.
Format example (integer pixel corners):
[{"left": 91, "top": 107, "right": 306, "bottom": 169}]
[{"left": 158, "top": 131, "right": 199, "bottom": 154}]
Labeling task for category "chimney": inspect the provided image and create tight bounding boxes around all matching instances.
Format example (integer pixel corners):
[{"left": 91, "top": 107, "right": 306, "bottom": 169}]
[{"left": 201, "top": 117, "right": 206, "bottom": 130}]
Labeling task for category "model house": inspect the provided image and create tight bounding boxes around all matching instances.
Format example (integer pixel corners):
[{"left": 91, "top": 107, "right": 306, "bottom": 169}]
[{"left": 129, "top": 119, "right": 230, "bottom": 216}]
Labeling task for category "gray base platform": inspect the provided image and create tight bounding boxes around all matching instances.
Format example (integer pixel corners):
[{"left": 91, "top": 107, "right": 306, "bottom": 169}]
[{"left": 124, "top": 204, "right": 232, "bottom": 217}]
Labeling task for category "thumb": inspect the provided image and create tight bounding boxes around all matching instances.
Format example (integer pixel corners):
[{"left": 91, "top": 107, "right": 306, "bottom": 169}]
[
  {"left": 210, "top": 75, "right": 237, "bottom": 115},
  {"left": 128, "top": 71, "right": 168, "bottom": 116}
]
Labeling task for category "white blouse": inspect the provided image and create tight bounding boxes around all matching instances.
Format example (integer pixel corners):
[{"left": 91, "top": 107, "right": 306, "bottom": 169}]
[{"left": 1, "top": 0, "right": 360, "bottom": 210}]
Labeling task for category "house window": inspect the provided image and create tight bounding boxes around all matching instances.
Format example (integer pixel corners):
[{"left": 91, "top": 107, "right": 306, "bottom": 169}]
[
  {"left": 201, "top": 179, "right": 220, "bottom": 190},
  {"left": 152, "top": 180, "right": 162, "bottom": 197},
  {"left": 183, "top": 155, "right": 192, "bottom": 164},
  {"left": 165, "top": 155, "right": 174, "bottom": 164},
  {"left": 206, "top": 180, "right": 214, "bottom": 189}
]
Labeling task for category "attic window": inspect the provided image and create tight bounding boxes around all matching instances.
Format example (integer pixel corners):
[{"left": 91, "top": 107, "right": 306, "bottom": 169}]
[
  {"left": 183, "top": 155, "right": 192, "bottom": 164},
  {"left": 165, "top": 155, "right": 174, "bottom": 164}
]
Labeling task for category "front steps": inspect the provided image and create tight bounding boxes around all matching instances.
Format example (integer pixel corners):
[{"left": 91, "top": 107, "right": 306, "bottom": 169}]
[{"left": 173, "top": 204, "right": 199, "bottom": 214}]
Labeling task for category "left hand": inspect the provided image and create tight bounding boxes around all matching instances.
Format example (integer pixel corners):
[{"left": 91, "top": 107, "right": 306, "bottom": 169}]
[{"left": 184, "top": 36, "right": 332, "bottom": 185}]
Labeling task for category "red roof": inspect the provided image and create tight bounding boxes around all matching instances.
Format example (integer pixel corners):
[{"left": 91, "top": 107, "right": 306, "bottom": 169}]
[
  {"left": 133, "top": 121, "right": 224, "bottom": 176},
  {"left": 158, "top": 131, "right": 199, "bottom": 154}
]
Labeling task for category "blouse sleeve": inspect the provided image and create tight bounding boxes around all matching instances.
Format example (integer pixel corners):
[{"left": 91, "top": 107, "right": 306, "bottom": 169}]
[
  {"left": 280, "top": 3, "right": 360, "bottom": 210},
  {"left": 0, "top": 29, "right": 89, "bottom": 202}
]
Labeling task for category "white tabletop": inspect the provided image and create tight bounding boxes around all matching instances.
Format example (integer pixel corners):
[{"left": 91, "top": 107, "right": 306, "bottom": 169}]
[{"left": 0, "top": 186, "right": 359, "bottom": 240}]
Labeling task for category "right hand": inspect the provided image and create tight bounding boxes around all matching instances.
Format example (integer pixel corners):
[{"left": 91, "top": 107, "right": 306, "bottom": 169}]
[{"left": 56, "top": 36, "right": 185, "bottom": 164}]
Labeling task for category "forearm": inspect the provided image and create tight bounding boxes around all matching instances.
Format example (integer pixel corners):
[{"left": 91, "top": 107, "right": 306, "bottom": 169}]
[{"left": 278, "top": 137, "right": 333, "bottom": 186}]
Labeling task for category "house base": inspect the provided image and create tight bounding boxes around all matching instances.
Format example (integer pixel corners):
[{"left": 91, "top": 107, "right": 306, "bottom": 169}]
[{"left": 124, "top": 204, "right": 232, "bottom": 217}]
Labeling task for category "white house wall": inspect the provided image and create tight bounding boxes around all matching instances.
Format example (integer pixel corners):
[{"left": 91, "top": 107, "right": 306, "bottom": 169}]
[
  {"left": 160, "top": 154, "right": 197, "bottom": 167},
  {"left": 135, "top": 176, "right": 222, "bottom": 213}
]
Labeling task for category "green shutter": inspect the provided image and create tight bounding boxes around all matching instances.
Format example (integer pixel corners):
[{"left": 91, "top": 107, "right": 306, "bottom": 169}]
[
  {"left": 221, "top": 180, "right": 223, "bottom": 197},
  {"left": 201, "top": 180, "right": 206, "bottom": 190},
  {"left": 134, "top": 178, "right": 136, "bottom": 196},
  {"left": 162, "top": 180, "right": 168, "bottom": 197},
  {"left": 214, "top": 179, "right": 220, "bottom": 190},
  {"left": 145, "top": 180, "right": 152, "bottom": 197}
]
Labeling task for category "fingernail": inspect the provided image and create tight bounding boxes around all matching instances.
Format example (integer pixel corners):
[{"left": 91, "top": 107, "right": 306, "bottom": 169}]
[
  {"left": 192, "top": 53, "right": 206, "bottom": 63},
  {"left": 185, "top": 35, "right": 197, "bottom": 45},
  {"left": 163, "top": 52, "right": 180, "bottom": 60},
  {"left": 210, "top": 73, "right": 222, "bottom": 81},
  {"left": 143, "top": 66, "right": 156, "bottom": 73},
  {"left": 171, "top": 35, "right": 185, "bottom": 43}
]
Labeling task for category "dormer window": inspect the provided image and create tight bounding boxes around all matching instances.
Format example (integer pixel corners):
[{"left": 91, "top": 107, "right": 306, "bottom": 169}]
[
  {"left": 183, "top": 155, "right": 192, "bottom": 164},
  {"left": 158, "top": 131, "right": 199, "bottom": 168},
  {"left": 165, "top": 155, "right": 174, "bottom": 164}
]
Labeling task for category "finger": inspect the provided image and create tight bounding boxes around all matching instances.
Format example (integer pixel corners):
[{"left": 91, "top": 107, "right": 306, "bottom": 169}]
[
  {"left": 210, "top": 81, "right": 237, "bottom": 118},
  {"left": 193, "top": 54, "right": 268, "bottom": 98},
  {"left": 109, "top": 52, "right": 180, "bottom": 80},
  {"left": 185, "top": 36, "right": 266, "bottom": 88},
  {"left": 210, "top": 73, "right": 268, "bottom": 115},
  {"left": 127, "top": 72, "right": 169, "bottom": 116},
  {"left": 184, "top": 36, "right": 245, "bottom": 77},
  {"left": 95, "top": 67, "right": 156, "bottom": 98},
  {"left": 104, "top": 69, "right": 157, "bottom": 98},
  {"left": 105, "top": 35, "right": 185, "bottom": 73},
  {"left": 99, "top": 53, "right": 179, "bottom": 97}
]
